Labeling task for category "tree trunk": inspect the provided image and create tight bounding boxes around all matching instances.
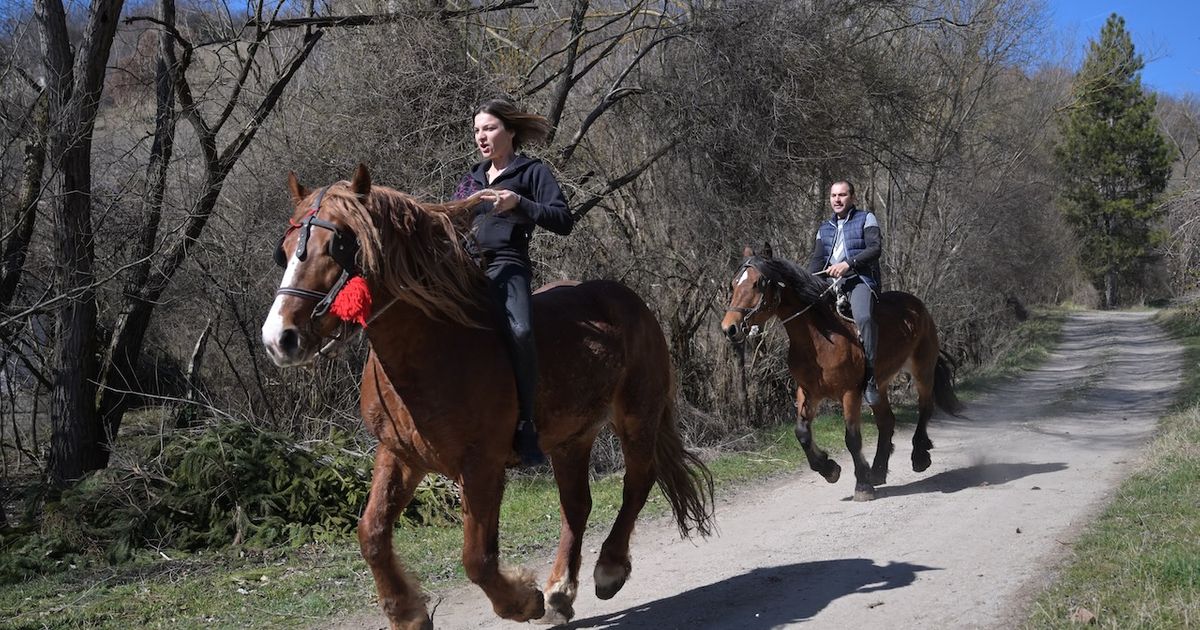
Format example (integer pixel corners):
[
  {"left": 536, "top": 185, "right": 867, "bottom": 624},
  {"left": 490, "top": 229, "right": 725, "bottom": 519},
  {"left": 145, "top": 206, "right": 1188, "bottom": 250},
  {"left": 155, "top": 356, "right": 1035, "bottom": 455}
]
[
  {"left": 175, "top": 318, "right": 213, "bottom": 429},
  {"left": 37, "top": 0, "right": 126, "bottom": 486},
  {"left": 0, "top": 90, "right": 49, "bottom": 309},
  {"left": 1104, "top": 268, "right": 1118, "bottom": 309},
  {"left": 97, "top": 0, "right": 177, "bottom": 463}
]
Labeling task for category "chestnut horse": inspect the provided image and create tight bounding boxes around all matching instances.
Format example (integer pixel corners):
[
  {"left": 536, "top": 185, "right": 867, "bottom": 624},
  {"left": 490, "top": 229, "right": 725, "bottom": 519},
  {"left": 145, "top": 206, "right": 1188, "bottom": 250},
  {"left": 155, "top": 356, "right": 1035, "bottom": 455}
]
[
  {"left": 261, "top": 165, "right": 714, "bottom": 629},
  {"left": 720, "top": 244, "right": 961, "bottom": 501}
]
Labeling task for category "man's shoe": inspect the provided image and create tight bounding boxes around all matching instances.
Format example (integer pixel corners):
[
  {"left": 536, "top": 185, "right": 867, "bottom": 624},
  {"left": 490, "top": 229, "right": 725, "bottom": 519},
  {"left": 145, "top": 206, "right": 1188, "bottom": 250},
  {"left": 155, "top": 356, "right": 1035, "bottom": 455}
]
[
  {"left": 514, "top": 420, "right": 548, "bottom": 467},
  {"left": 864, "top": 377, "right": 881, "bottom": 407}
]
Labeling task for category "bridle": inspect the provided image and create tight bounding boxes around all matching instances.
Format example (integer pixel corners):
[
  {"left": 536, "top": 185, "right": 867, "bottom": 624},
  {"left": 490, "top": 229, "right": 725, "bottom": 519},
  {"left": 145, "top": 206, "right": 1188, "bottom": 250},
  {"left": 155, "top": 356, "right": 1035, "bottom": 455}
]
[
  {"left": 273, "top": 186, "right": 361, "bottom": 321},
  {"left": 724, "top": 258, "right": 839, "bottom": 338},
  {"left": 725, "top": 259, "right": 780, "bottom": 325}
]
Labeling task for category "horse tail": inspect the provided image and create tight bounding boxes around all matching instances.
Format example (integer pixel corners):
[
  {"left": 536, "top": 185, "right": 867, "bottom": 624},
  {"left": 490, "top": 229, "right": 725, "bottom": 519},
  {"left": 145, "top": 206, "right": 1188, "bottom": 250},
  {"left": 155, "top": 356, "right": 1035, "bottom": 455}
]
[
  {"left": 934, "top": 351, "right": 964, "bottom": 417},
  {"left": 653, "top": 397, "right": 716, "bottom": 539}
]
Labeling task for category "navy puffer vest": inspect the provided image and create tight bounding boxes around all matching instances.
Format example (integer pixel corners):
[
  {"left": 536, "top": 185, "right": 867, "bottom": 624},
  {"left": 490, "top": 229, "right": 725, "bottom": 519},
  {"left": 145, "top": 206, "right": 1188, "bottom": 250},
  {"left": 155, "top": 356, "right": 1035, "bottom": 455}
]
[{"left": 817, "top": 208, "right": 881, "bottom": 290}]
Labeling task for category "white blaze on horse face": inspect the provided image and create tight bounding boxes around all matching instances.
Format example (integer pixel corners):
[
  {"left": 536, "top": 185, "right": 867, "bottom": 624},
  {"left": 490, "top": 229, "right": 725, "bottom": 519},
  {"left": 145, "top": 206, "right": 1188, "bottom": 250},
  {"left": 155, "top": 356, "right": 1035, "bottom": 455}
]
[
  {"left": 261, "top": 252, "right": 301, "bottom": 362},
  {"left": 737, "top": 268, "right": 751, "bottom": 287}
]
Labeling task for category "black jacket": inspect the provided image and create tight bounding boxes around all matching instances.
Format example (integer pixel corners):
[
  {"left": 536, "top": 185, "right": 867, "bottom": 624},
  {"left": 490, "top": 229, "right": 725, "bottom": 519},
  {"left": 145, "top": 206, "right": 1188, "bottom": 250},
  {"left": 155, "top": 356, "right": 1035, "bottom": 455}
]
[{"left": 453, "top": 155, "right": 573, "bottom": 264}]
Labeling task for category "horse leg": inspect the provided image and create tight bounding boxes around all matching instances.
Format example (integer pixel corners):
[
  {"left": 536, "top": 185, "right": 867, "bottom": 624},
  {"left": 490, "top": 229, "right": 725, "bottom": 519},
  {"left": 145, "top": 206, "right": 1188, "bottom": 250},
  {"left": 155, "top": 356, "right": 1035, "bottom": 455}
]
[
  {"left": 869, "top": 389, "right": 896, "bottom": 485},
  {"left": 594, "top": 408, "right": 657, "bottom": 601},
  {"left": 842, "top": 392, "right": 875, "bottom": 501},
  {"left": 912, "top": 366, "right": 936, "bottom": 472},
  {"left": 358, "top": 448, "right": 430, "bottom": 630},
  {"left": 542, "top": 439, "right": 594, "bottom": 624},
  {"left": 794, "top": 389, "right": 841, "bottom": 483},
  {"left": 460, "top": 467, "right": 545, "bottom": 622}
]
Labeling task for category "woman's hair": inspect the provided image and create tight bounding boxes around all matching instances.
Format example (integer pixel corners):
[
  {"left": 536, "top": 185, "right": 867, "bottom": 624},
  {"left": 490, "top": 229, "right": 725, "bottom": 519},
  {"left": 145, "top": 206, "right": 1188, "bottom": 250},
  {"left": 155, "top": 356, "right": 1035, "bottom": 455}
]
[{"left": 474, "top": 98, "right": 552, "bottom": 150}]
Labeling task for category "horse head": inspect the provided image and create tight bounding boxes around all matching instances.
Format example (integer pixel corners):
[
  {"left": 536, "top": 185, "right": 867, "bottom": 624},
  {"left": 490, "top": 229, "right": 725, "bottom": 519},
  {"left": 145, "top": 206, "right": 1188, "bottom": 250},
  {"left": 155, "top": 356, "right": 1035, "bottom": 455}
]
[
  {"left": 261, "top": 164, "right": 375, "bottom": 367},
  {"left": 721, "top": 243, "right": 837, "bottom": 344},
  {"left": 721, "top": 242, "right": 781, "bottom": 344}
]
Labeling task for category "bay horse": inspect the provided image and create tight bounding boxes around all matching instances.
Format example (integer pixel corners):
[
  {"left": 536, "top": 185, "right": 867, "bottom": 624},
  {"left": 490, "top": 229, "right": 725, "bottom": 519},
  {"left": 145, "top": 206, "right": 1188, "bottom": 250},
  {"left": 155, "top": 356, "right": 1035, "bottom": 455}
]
[
  {"left": 720, "top": 244, "right": 961, "bottom": 501},
  {"left": 260, "top": 165, "right": 714, "bottom": 629}
]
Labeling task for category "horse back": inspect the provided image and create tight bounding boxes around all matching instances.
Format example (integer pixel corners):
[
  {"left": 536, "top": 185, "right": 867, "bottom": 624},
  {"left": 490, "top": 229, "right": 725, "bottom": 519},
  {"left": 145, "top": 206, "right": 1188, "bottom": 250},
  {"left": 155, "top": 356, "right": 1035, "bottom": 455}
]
[{"left": 530, "top": 279, "right": 672, "bottom": 408}]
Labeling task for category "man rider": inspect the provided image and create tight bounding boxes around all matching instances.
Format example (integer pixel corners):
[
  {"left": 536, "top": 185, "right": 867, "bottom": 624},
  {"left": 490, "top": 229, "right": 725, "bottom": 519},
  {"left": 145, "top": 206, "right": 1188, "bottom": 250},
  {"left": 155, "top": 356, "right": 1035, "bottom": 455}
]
[{"left": 807, "top": 180, "right": 883, "bottom": 405}]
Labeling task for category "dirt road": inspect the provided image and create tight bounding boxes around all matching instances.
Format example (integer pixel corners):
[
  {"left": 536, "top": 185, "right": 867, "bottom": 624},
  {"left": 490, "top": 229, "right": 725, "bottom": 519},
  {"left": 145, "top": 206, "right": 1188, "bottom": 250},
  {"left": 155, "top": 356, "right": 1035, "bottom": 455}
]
[{"left": 333, "top": 309, "right": 1183, "bottom": 629}]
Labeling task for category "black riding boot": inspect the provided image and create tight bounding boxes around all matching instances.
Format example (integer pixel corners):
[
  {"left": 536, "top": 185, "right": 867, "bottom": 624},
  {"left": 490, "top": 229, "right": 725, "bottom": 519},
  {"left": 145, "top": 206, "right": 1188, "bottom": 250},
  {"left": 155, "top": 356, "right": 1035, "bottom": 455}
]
[{"left": 864, "top": 364, "right": 881, "bottom": 407}]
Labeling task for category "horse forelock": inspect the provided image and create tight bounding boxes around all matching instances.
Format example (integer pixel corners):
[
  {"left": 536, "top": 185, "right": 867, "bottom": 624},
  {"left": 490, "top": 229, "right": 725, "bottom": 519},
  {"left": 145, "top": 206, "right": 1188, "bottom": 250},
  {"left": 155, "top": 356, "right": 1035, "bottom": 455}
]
[{"left": 318, "top": 183, "right": 488, "bottom": 328}]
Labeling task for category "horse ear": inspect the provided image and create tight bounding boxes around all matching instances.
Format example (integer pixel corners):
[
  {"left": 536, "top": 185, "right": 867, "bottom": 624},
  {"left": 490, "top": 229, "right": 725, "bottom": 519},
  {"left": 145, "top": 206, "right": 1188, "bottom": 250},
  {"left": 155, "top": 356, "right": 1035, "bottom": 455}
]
[
  {"left": 762, "top": 242, "right": 773, "bottom": 259},
  {"left": 287, "top": 171, "right": 308, "bottom": 205},
  {"left": 351, "top": 163, "right": 371, "bottom": 198},
  {"left": 742, "top": 245, "right": 754, "bottom": 258}
]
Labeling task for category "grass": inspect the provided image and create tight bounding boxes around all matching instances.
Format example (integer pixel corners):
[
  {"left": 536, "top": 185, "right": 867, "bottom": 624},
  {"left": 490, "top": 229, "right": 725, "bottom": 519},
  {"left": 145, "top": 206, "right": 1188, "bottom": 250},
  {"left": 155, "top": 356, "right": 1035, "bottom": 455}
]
[
  {"left": 1024, "top": 303, "right": 1200, "bottom": 629},
  {"left": 957, "top": 306, "right": 1070, "bottom": 400},
  {"left": 0, "top": 311, "right": 1066, "bottom": 629}
]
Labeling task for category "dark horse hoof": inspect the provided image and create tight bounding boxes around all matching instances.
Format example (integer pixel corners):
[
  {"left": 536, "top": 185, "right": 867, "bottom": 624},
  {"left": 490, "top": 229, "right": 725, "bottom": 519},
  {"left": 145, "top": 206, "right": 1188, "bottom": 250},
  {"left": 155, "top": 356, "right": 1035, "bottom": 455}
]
[
  {"left": 853, "top": 483, "right": 875, "bottom": 502},
  {"left": 912, "top": 450, "right": 932, "bottom": 473},
  {"left": 822, "top": 461, "right": 842, "bottom": 484},
  {"left": 871, "top": 467, "right": 888, "bottom": 486},
  {"left": 596, "top": 576, "right": 627, "bottom": 601}
]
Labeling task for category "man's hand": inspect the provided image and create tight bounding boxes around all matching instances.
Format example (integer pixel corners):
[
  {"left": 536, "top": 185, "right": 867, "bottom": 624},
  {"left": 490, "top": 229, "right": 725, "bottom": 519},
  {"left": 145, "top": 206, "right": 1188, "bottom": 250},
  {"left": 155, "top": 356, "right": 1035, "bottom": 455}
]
[
  {"left": 481, "top": 188, "right": 520, "bottom": 214},
  {"left": 824, "top": 261, "right": 852, "bottom": 278}
]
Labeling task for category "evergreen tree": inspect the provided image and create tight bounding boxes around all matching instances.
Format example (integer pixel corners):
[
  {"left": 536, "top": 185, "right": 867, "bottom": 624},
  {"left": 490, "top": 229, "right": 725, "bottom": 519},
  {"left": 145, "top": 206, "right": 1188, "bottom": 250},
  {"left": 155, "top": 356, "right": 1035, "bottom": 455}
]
[{"left": 1055, "top": 14, "right": 1174, "bottom": 308}]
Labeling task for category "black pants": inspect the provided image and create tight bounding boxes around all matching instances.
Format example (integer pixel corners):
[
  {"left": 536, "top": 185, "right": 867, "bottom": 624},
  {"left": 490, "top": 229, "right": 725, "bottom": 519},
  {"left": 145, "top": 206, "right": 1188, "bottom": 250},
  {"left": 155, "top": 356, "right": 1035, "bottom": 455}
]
[{"left": 486, "top": 260, "right": 537, "bottom": 425}]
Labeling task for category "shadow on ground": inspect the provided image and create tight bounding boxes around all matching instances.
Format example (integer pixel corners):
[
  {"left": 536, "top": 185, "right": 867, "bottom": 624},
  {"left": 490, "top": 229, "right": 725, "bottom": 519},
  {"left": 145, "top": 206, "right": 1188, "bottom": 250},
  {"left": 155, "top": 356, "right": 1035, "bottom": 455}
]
[
  {"left": 873, "top": 462, "right": 1068, "bottom": 500},
  {"left": 555, "top": 558, "right": 938, "bottom": 629}
]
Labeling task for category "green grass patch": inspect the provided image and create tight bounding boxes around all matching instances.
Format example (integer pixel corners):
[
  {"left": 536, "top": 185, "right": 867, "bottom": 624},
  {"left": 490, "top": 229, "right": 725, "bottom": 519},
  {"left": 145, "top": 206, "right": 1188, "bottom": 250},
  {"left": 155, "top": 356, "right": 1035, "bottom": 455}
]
[{"left": 1024, "top": 304, "right": 1200, "bottom": 629}]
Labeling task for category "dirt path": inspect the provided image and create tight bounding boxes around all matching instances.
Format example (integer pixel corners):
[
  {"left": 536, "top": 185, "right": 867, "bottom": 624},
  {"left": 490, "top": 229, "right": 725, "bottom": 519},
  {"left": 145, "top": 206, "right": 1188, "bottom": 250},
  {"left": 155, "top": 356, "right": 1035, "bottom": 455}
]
[{"left": 330, "top": 309, "right": 1183, "bottom": 629}]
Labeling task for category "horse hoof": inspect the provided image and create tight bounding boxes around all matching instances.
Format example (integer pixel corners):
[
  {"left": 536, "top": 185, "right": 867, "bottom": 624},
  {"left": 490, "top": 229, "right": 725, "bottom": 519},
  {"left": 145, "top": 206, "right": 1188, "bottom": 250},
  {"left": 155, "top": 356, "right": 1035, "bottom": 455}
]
[
  {"left": 823, "top": 462, "right": 842, "bottom": 484},
  {"left": 912, "top": 451, "right": 931, "bottom": 473},
  {"left": 594, "top": 562, "right": 630, "bottom": 600},
  {"left": 853, "top": 484, "right": 875, "bottom": 502},
  {"left": 871, "top": 469, "right": 888, "bottom": 485},
  {"left": 537, "top": 608, "right": 572, "bottom": 626},
  {"left": 540, "top": 591, "right": 575, "bottom": 625},
  {"left": 596, "top": 577, "right": 627, "bottom": 601}
]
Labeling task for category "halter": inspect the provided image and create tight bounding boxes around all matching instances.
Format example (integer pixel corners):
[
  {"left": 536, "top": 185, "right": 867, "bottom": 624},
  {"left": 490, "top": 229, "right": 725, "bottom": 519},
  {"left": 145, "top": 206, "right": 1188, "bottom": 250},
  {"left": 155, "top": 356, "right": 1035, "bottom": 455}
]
[{"left": 273, "top": 186, "right": 362, "bottom": 320}]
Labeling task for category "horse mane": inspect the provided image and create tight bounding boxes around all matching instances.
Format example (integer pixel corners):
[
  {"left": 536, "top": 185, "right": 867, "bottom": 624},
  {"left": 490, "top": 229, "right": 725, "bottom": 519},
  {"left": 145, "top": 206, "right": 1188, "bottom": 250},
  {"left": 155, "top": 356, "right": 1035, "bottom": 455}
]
[
  {"left": 317, "top": 182, "right": 489, "bottom": 328},
  {"left": 752, "top": 256, "right": 835, "bottom": 307}
]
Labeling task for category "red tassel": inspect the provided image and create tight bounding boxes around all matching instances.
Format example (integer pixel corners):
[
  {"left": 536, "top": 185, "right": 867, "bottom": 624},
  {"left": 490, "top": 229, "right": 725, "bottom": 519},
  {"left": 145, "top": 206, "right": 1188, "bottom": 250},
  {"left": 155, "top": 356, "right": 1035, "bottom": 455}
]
[{"left": 330, "top": 276, "right": 373, "bottom": 327}]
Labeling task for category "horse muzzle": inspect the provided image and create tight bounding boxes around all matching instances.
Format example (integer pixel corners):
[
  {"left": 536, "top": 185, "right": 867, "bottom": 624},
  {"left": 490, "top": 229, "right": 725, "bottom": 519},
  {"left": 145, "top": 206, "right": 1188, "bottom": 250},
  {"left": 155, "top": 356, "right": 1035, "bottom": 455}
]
[{"left": 262, "top": 324, "right": 318, "bottom": 367}]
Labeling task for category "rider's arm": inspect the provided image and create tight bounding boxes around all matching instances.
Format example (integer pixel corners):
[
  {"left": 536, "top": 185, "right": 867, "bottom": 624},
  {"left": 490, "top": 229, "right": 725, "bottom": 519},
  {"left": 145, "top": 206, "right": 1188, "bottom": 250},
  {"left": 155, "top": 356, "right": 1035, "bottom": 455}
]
[
  {"left": 513, "top": 162, "right": 573, "bottom": 235},
  {"left": 848, "top": 215, "right": 881, "bottom": 271},
  {"left": 807, "top": 233, "right": 827, "bottom": 274}
]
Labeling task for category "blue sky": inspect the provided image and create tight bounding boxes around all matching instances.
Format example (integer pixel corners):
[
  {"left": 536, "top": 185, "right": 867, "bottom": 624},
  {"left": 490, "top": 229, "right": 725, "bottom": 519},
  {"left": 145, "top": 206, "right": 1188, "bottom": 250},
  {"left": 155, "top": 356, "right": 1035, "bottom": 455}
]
[{"left": 1048, "top": 1, "right": 1200, "bottom": 97}]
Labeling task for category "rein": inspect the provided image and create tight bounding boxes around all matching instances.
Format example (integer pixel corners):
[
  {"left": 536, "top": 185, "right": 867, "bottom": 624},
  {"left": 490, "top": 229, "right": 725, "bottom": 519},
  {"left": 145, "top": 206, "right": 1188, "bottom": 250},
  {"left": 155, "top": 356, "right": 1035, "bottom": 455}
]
[
  {"left": 776, "top": 277, "right": 839, "bottom": 326},
  {"left": 315, "top": 294, "right": 399, "bottom": 357}
]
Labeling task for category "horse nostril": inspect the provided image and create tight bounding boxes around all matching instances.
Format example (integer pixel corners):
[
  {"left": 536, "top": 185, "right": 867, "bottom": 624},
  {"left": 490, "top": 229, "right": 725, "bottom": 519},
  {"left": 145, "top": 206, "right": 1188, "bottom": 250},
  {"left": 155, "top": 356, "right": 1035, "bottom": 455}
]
[
  {"left": 280, "top": 328, "right": 300, "bottom": 354},
  {"left": 724, "top": 325, "right": 739, "bottom": 340}
]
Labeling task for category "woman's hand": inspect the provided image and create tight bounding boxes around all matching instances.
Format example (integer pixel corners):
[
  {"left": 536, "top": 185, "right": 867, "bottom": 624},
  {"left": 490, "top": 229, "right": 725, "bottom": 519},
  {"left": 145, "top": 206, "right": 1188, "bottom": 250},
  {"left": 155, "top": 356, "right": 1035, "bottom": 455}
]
[{"left": 481, "top": 189, "right": 520, "bottom": 214}]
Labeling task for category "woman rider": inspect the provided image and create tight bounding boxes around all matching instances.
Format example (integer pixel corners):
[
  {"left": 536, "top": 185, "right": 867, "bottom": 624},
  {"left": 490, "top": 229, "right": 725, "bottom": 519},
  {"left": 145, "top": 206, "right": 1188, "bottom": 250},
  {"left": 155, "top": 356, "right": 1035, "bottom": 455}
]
[{"left": 452, "top": 98, "right": 574, "bottom": 466}]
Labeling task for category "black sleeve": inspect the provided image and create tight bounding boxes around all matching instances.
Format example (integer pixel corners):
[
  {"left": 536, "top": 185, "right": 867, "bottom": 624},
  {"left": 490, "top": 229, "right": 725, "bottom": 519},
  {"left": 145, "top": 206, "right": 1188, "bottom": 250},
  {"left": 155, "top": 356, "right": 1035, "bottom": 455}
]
[
  {"left": 848, "top": 225, "right": 881, "bottom": 270},
  {"left": 515, "top": 163, "right": 574, "bottom": 235},
  {"left": 808, "top": 233, "right": 827, "bottom": 274}
]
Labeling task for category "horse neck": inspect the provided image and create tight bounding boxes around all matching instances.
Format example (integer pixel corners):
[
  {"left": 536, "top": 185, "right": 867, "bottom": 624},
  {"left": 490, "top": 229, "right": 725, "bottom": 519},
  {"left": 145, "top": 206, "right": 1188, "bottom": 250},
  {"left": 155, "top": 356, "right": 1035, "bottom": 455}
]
[
  {"left": 777, "top": 290, "right": 848, "bottom": 350},
  {"left": 363, "top": 293, "right": 492, "bottom": 379}
]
